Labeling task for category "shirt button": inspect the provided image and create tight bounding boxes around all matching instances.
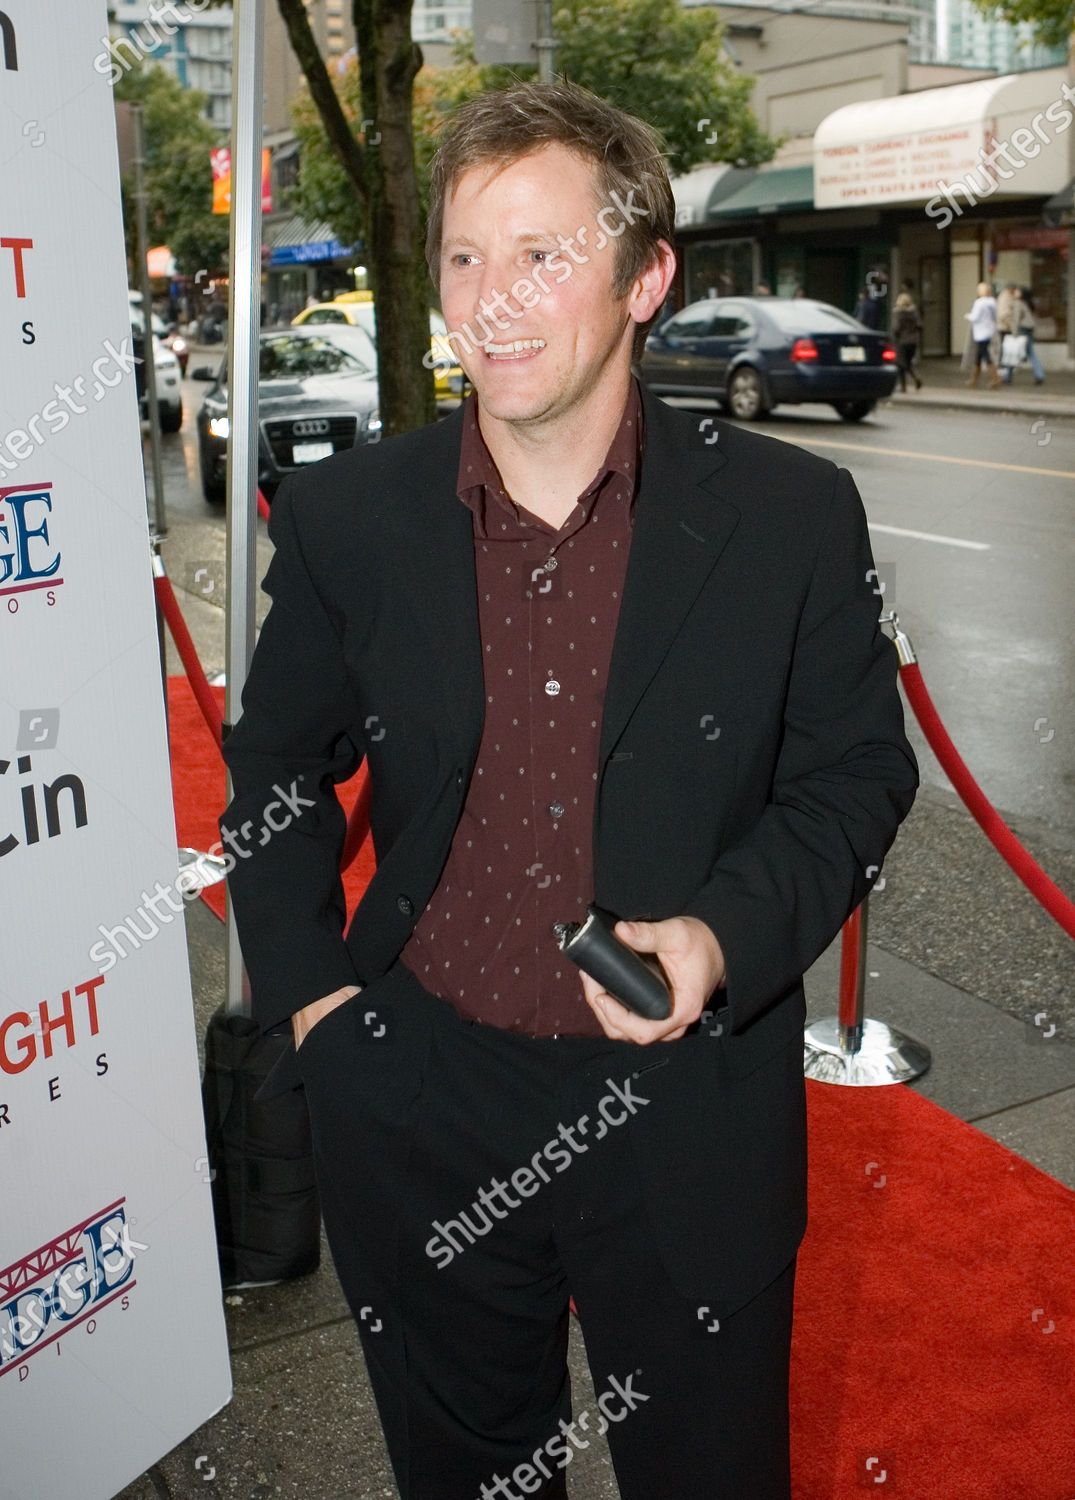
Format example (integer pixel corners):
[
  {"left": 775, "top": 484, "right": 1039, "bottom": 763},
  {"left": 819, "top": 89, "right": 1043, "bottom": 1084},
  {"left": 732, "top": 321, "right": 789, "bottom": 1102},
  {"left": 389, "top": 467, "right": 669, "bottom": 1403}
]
[
  {"left": 549, "top": 802, "right": 565, "bottom": 818},
  {"left": 545, "top": 679, "right": 560, "bottom": 696},
  {"left": 545, "top": 556, "right": 558, "bottom": 572},
  {"left": 397, "top": 895, "right": 414, "bottom": 915}
]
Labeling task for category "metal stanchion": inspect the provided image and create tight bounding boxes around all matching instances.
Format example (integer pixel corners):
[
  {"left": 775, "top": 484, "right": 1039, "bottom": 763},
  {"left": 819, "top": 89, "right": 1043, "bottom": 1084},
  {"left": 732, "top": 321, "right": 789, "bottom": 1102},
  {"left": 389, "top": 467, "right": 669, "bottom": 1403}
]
[
  {"left": 803, "top": 895, "right": 930, "bottom": 1086},
  {"left": 802, "top": 608, "right": 930, "bottom": 1086}
]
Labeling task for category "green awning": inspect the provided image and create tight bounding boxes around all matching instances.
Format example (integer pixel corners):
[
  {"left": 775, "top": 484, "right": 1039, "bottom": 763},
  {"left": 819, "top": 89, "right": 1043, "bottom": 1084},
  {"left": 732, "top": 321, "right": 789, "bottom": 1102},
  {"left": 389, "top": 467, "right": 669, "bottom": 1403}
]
[{"left": 711, "top": 165, "right": 814, "bottom": 218}]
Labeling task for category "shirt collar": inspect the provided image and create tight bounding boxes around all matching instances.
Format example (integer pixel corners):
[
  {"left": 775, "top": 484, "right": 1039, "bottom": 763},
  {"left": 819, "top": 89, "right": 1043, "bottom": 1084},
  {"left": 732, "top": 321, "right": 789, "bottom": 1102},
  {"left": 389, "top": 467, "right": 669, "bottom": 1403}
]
[{"left": 456, "top": 375, "right": 644, "bottom": 538}]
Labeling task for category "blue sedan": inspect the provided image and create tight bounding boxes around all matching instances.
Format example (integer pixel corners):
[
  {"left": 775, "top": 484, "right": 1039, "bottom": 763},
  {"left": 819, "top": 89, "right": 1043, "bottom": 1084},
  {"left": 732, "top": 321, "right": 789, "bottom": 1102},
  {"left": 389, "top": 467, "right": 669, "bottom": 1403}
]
[{"left": 640, "top": 296, "right": 898, "bottom": 421}]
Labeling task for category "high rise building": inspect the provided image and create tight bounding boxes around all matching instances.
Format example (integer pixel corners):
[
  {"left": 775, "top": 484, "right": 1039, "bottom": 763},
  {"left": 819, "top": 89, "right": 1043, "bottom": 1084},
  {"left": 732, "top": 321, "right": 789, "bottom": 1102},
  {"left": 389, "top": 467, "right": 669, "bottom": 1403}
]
[
  {"left": 263, "top": 0, "right": 357, "bottom": 134},
  {"left": 683, "top": 0, "right": 1065, "bottom": 69},
  {"left": 106, "top": 1, "right": 233, "bottom": 129},
  {"left": 410, "top": 1, "right": 473, "bottom": 43}
]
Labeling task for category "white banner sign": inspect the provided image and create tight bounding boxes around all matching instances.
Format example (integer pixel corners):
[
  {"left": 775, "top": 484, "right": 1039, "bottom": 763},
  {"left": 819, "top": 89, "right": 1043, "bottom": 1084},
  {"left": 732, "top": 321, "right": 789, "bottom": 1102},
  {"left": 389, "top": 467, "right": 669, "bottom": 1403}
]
[{"left": 0, "top": 4, "right": 231, "bottom": 1495}]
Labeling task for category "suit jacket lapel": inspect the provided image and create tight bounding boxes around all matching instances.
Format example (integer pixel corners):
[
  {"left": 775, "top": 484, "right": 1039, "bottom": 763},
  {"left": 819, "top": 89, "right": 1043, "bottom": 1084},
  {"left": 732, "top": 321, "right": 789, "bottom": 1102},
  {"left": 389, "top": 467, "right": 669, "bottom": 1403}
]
[{"left": 389, "top": 381, "right": 742, "bottom": 773}]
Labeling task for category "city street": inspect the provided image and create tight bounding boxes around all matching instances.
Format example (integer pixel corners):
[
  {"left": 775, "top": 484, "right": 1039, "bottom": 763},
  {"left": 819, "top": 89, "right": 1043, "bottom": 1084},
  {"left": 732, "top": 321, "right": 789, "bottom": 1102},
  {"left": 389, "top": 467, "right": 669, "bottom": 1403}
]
[
  {"left": 162, "top": 371, "right": 1075, "bottom": 830},
  {"left": 15, "top": 7, "right": 1075, "bottom": 1495},
  {"left": 132, "top": 376, "right": 1075, "bottom": 1500}
]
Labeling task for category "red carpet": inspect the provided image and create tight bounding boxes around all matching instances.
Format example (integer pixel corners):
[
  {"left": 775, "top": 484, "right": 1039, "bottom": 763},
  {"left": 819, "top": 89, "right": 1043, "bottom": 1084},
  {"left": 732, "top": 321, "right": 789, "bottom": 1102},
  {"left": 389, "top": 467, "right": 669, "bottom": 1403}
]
[
  {"left": 167, "top": 674, "right": 1075, "bottom": 1498},
  {"left": 166, "top": 675, "right": 375, "bottom": 923}
]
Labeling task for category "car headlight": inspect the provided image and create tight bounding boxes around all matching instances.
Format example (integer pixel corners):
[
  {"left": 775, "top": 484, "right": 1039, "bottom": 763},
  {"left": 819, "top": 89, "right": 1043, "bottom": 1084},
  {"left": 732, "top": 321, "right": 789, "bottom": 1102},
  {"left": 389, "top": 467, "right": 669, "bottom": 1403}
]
[
  {"left": 208, "top": 415, "right": 230, "bottom": 439},
  {"left": 367, "top": 411, "right": 382, "bottom": 434}
]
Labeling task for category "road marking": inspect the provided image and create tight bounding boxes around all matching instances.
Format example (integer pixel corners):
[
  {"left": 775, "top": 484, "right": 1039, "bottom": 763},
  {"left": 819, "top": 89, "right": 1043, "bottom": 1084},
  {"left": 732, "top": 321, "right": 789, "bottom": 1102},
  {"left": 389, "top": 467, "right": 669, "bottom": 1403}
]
[
  {"left": 798, "top": 436, "right": 1075, "bottom": 482},
  {"left": 868, "top": 522, "right": 989, "bottom": 550}
]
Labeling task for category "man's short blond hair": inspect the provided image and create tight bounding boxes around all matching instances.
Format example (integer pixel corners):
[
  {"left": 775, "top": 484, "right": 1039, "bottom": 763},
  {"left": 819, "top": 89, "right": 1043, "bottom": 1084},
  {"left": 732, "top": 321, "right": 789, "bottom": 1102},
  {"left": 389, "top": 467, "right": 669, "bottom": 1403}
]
[{"left": 426, "top": 77, "right": 676, "bottom": 364}]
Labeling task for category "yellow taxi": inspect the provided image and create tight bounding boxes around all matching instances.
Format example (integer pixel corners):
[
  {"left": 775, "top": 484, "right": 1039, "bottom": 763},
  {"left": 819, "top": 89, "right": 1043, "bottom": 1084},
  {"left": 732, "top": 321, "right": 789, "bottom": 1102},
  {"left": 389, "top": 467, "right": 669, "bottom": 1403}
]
[{"left": 292, "top": 292, "right": 467, "bottom": 402}]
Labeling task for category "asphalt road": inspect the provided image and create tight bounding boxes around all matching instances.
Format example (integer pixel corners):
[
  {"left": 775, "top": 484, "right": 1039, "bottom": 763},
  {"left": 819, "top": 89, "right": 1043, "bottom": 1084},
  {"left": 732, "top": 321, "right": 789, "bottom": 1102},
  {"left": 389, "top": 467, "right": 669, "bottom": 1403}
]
[{"left": 160, "top": 380, "right": 1075, "bottom": 839}]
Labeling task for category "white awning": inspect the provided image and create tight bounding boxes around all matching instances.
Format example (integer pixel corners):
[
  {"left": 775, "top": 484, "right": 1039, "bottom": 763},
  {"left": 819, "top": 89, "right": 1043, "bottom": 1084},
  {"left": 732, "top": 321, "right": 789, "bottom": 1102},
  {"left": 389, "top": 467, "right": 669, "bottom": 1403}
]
[
  {"left": 669, "top": 162, "right": 756, "bottom": 227},
  {"left": 814, "top": 67, "right": 1070, "bottom": 211}
]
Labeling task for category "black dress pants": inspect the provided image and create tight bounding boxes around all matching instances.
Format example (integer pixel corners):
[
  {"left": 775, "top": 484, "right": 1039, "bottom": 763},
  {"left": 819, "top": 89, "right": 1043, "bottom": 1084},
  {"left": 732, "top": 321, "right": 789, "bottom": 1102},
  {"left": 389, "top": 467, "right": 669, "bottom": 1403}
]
[{"left": 296, "top": 955, "right": 796, "bottom": 1500}]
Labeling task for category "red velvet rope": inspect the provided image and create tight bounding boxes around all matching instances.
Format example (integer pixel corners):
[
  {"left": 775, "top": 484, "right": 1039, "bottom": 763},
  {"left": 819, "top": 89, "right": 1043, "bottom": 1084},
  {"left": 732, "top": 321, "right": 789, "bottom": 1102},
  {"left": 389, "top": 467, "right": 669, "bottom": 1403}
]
[
  {"left": 899, "top": 660, "right": 1075, "bottom": 940},
  {"left": 154, "top": 572, "right": 223, "bottom": 748}
]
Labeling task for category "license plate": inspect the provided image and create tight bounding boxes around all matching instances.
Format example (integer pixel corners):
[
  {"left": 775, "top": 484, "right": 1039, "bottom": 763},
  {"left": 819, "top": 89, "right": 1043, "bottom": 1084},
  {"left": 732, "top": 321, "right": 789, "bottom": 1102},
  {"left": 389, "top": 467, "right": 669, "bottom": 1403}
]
[
  {"left": 293, "top": 441, "right": 334, "bottom": 462},
  {"left": 839, "top": 346, "right": 866, "bottom": 362}
]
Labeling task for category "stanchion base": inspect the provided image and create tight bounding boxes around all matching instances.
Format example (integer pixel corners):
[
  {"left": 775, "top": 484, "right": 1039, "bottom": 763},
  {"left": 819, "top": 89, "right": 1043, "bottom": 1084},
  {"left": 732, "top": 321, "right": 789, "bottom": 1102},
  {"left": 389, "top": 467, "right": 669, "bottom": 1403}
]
[
  {"left": 178, "top": 846, "right": 228, "bottom": 889},
  {"left": 804, "top": 1016, "right": 931, "bottom": 1086}
]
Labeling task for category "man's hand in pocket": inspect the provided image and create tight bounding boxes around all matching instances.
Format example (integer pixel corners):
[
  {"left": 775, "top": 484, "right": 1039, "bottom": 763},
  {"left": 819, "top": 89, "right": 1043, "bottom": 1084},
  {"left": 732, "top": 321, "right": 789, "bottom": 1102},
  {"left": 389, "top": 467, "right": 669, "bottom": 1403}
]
[{"left": 292, "top": 984, "right": 362, "bottom": 1050}]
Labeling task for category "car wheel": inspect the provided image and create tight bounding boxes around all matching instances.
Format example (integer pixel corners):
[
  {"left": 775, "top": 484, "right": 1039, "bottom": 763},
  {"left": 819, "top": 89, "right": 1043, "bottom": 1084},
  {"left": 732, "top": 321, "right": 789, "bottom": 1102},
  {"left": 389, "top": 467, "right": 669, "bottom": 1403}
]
[
  {"left": 832, "top": 400, "right": 875, "bottom": 422},
  {"left": 161, "top": 402, "right": 183, "bottom": 434},
  {"left": 727, "top": 367, "right": 770, "bottom": 421},
  {"left": 201, "top": 464, "right": 226, "bottom": 505}
]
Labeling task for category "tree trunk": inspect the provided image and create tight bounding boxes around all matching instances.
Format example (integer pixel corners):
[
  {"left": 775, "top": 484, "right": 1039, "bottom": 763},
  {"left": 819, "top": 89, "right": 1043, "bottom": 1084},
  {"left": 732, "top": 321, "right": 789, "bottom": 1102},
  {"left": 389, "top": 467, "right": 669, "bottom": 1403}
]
[
  {"left": 276, "top": 0, "right": 436, "bottom": 434},
  {"left": 354, "top": 0, "right": 437, "bottom": 435}
]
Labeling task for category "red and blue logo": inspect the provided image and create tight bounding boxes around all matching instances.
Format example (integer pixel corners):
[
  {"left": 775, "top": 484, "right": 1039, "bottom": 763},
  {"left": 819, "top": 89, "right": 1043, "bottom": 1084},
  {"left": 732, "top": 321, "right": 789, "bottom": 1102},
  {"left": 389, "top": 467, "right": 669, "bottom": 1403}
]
[
  {"left": 0, "top": 482, "right": 62, "bottom": 609},
  {"left": 0, "top": 1199, "right": 139, "bottom": 1379}
]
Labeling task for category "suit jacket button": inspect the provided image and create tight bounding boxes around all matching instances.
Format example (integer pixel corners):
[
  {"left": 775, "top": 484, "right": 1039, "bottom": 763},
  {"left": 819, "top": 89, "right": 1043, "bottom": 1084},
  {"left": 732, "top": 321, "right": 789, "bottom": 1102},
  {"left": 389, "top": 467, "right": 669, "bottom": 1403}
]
[{"left": 397, "top": 895, "right": 414, "bottom": 916}]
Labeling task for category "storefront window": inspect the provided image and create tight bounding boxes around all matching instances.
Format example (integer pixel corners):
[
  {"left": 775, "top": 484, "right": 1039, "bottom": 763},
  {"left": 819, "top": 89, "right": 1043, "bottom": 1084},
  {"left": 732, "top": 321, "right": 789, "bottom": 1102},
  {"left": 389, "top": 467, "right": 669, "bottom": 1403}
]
[
  {"left": 775, "top": 249, "right": 804, "bottom": 298},
  {"left": 992, "top": 222, "right": 1068, "bottom": 343},
  {"left": 684, "top": 239, "right": 756, "bottom": 303}
]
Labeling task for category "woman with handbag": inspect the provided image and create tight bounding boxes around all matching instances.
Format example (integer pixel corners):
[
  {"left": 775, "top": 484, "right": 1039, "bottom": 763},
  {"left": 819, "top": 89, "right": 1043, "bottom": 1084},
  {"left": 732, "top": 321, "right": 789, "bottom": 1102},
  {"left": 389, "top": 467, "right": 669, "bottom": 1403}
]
[
  {"left": 891, "top": 292, "right": 923, "bottom": 392},
  {"left": 1001, "top": 288, "right": 1045, "bottom": 385}
]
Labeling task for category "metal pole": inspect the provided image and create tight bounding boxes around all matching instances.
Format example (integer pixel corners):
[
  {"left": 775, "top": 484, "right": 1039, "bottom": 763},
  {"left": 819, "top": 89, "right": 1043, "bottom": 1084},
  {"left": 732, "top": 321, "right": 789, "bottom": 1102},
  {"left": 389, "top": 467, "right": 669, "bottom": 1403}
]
[
  {"left": 535, "top": 0, "right": 556, "bottom": 81},
  {"left": 131, "top": 101, "right": 170, "bottom": 743},
  {"left": 131, "top": 103, "right": 167, "bottom": 540},
  {"left": 223, "top": 0, "right": 265, "bottom": 1019},
  {"left": 837, "top": 898, "right": 867, "bottom": 1056}
]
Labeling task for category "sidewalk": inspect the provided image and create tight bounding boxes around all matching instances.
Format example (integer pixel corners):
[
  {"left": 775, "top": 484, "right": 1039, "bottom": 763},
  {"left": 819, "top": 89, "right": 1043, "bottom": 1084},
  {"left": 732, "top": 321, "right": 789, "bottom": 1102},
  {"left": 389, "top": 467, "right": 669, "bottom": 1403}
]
[
  {"left": 116, "top": 846, "right": 1075, "bottom": 1500},
  {"left": 116, "top": 369, "right": 1075, "bottom": 1500},
  {"left": 890, "top": 355, "right": 1075, "bottom": 418}
]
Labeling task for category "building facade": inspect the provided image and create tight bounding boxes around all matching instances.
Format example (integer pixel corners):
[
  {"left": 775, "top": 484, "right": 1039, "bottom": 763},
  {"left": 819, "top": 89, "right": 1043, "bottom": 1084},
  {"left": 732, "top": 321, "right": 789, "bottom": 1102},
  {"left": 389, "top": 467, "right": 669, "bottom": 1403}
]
[
  {"left": 670, "top": 5, "right": 1074, "bottom": 363},
  {"left": 107, "top": 1, "right": 233, "bottom": 129}
]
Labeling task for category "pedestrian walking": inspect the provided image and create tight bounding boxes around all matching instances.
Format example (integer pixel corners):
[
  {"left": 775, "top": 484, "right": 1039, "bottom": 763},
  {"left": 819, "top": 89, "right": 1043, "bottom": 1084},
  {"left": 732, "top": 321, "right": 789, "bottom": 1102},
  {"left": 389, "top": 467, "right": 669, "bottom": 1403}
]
[
  {"left": 963, "top": 281, "right": 1001, "bottom": 389},
  {"left": 854, "top": 286, "right": 882, "bottom": 329},
  {"left": 891, "top": 291, "right": 923, "bottom": 392},
  {"left": 1001, "top": 287, "right": 1046, "bottom": 386},
  {"left": 996, "top": 281, "right": 1017, "bottom": 345}
]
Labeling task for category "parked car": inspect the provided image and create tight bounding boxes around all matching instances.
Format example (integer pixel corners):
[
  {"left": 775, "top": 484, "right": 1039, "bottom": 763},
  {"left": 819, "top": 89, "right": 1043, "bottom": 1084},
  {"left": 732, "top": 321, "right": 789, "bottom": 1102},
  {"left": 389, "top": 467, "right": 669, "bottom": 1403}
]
[
  {"left": 292, "top": 295, "right": 468, "bottom": 408},
  {"left": 130, "top": 304, "right": 184, "bottom": 433},
  {"left": 128, "top": 291, "right": 189, "bottom": 373},
  {"left": 640, "top": 296, "right": 898, "bottom": 421},
  {"left": 191, "top": 328, "right": 382, "bottom": 504},
  {"left": 291, "top": 320, "right": 379, "bottom": 374}
]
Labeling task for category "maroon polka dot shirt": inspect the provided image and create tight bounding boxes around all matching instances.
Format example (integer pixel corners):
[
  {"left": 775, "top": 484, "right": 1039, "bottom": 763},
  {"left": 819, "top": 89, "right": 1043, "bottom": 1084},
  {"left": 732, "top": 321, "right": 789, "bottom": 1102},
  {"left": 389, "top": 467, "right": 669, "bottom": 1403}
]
[{"left": 397, "top": 376, "right": 645, "bottom": 1036}]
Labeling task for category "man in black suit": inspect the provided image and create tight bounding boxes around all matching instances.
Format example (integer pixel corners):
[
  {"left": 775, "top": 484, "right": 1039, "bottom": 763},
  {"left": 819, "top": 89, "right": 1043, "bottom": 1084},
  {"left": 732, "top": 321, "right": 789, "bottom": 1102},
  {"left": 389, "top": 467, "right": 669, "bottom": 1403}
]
[{"left": 220, "top": 78, "right": 918, "bottom": 1500}]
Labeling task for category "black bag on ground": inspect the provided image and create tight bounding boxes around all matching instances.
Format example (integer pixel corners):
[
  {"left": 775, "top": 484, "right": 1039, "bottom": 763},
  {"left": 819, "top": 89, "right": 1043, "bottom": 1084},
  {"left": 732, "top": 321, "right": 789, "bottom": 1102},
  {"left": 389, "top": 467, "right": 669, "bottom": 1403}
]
[{"left": 201, "top": 1005, "right": 321, "bottom": 1286}]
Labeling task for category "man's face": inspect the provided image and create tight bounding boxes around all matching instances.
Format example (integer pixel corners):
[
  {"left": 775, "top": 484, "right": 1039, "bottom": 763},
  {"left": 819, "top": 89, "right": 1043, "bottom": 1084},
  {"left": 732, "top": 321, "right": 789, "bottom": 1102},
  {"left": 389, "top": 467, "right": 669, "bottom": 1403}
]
[{"left": 438, "top": 142, "right": 650, "bottom": 426}]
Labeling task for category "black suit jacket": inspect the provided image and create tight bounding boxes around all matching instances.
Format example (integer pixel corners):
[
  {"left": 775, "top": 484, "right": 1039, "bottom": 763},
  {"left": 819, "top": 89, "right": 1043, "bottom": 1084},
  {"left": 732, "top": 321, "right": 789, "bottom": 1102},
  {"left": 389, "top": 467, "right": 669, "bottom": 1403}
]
[{"left": 219, "top": 378, "right": 918, "bottom": 1312}]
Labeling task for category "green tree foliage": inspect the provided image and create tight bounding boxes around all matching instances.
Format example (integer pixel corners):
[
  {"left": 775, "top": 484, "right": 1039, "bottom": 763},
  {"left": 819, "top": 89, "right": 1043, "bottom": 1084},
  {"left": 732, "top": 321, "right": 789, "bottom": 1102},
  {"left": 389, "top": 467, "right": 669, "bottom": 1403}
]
[
  {"left": 968, "top": 0, "right": 1073, "bottom": 49},
  {"left": 287, "top": 0, "right": 781, "bottom": 267},
  {"left": 114, "top": 61, "right": 231, "bottom": 278}
]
